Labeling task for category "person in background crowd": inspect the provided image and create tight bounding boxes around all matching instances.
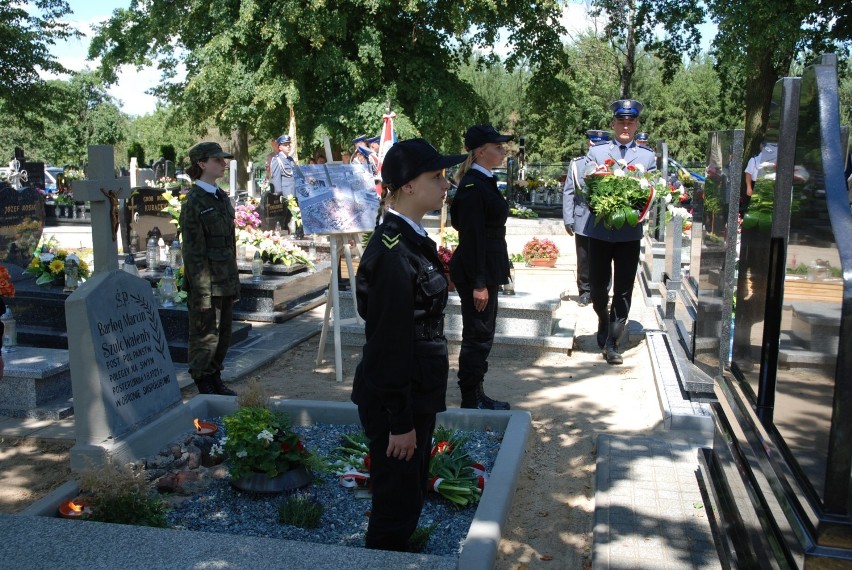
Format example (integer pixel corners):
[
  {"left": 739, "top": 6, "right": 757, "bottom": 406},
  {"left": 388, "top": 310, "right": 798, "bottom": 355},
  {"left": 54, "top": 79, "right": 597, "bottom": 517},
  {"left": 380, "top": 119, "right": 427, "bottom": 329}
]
[
  {"left": 264, "top": 137, "right": 278, "bottom": 179},
  {"left": 352, "top": 138, "right": 465, "bottom": 552},
  {"left": 562, "top": 129, "right": 610, "bottom": 305},
  {"left": 586, "top": 100, "right": 657, "bottom": 365},
  {"left": 341, "top": 151, "right": 352, "bottom": 164},
  {"left": 367, "top": 136, "right": 381, "bottom": 155},
  {"left": 180, "top": 142, "right": 240, "bottom": 396},
  {"left": 635, "top": 132, "right": 650, "bottom": 148},
  {"left": 270, "top": 135, "right": 296, "bottom": 197},
  {"left": 449, "top": 124, "right": 514, "bottom": 410}
]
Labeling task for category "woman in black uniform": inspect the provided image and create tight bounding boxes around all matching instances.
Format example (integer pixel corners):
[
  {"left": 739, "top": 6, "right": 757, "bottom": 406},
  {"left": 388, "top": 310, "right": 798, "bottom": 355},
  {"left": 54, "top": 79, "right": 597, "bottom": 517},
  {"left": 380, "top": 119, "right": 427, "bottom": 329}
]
[
  {"left": 449, "top": 124, "right": 513, "bottom": 410},
  {"left": 351, "top": 138, "right": 465, "bottom": 552}
]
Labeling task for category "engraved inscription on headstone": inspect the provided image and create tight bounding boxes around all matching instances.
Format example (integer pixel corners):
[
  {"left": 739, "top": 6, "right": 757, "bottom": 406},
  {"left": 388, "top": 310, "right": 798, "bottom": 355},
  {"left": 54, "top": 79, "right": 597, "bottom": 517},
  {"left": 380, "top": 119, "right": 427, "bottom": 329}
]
[
  {"left": 260, "top": 191, "right": 290, "bottom": 231},
  {"left": 125, "top": 187, "right": 177, "bottom": 251},
  {"left": 67, "top": 269, "right": 181, "bottom": 442},
  {"left": 0, "top": 184, "right": 45, "bottom": 267}
]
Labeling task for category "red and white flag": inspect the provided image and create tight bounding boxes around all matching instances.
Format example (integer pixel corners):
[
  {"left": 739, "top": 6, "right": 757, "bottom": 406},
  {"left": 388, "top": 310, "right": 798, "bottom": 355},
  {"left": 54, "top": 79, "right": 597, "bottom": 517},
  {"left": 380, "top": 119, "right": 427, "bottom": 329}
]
[{"left": 377, "top": 112, "right": 396, "bottom": 166}]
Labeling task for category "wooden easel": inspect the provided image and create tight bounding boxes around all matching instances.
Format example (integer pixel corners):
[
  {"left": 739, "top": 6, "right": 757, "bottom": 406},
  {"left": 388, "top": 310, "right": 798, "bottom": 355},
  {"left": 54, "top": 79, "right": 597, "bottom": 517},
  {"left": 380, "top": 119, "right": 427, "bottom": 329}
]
[{"left": 316, "top": 232, "right": 363, "bottom": 382}]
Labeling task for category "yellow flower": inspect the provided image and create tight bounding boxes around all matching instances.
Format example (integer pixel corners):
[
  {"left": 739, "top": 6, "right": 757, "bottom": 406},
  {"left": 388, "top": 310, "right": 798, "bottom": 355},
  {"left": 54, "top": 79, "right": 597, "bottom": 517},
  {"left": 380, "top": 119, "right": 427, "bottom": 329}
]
[
  {"left": 29, "top": 257, "right": 41, "bottom": 269},
  {"left": 49, "top": 259, "right": 65, "bottom": 275},
  {"left": 56, "top": 249, "right": 69, "bottom": 257}
]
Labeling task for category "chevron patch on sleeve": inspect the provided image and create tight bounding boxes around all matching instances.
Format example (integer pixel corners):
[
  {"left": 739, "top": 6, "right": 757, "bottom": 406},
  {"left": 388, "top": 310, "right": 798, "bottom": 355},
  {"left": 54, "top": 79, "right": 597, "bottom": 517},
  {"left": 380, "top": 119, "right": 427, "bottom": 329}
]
[{"left": 381, "top": 233, "right": 400, "bottom": 249}]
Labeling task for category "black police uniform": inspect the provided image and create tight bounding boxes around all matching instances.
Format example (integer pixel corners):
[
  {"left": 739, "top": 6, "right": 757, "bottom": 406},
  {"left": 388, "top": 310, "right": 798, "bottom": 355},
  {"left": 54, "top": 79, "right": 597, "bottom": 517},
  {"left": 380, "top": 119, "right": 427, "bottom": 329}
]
[
  {"left": 351, "top": 211, "right": 448, "bottom": 551},
  {"left": 448, "top": 167, "right": 510, "bottom": 402}
]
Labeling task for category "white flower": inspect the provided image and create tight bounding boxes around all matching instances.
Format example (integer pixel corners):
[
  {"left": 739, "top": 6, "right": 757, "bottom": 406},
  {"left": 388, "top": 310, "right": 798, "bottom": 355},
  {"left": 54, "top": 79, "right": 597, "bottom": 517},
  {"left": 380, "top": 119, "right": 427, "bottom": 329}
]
[
  {"left": 40, "top": 253, "right": 55, "bottom": 262},
  {"left": 257, "top": 429, "right": 274, "bottom": 442},
  {"left": 613, "top": 169, "right": 625, "bottom": 178},
  {"left": 616, "top": 159, "right": 628, "bottom": 168},
  {"left": 664, "top": 193, "right": 673, "bottom": 204},
  {"left": 236, "top": 450, "right": 248, "bottom": 458},
  {"left": 635, "top": 163, "right": 646, "bottom": 173},
  {"left": 639, "top": 179, "right": 650, "bottom": 189},
  {"left": 210, "top": 444, "right": 223, "bottom": 457}
]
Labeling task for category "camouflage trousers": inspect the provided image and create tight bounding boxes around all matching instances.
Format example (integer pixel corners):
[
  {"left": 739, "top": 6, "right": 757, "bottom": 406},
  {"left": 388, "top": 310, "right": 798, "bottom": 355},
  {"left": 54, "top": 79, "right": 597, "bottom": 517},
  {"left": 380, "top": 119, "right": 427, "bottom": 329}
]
[{"left": 187, "top": 295, "right": 234, "bottom": 381}]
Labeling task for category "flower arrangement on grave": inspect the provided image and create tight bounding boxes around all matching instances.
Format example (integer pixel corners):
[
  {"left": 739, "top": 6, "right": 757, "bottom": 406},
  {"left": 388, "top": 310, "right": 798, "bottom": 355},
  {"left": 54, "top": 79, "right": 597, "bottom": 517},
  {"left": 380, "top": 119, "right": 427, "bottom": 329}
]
[
  {"left": 582, "top": 158, "right": 666, "bottom": 230},
  {"left": 522, "top": 236, "right": 560, "bottom": 260},
  {"left": 0, "top": 266, "right": 15, "bottom": 297},
  {"left": 510, "top": 203, "right": 538, "bottom": 219},
  {"left": 222, "top": 406, "right": 324, "bottom": 480},
  {"left": 439, "top": 228, "right": 459, "bottom": 248},
  {"left": 243, "top": 230, "right": 312, "bottom": 266},
  {"left": 147, "top": 176, "right": 180, "bottom": 189},
  {"left": 25, "top": 236, "right": 90, "bottom": 285},
  {"left": 330, "top": 431, "right": 371, "bottom": 488},
  {"left": 160, "top": 192, "right": 187, "bottom": 234},
  {"left": 235, "top": 201, "right": 261, "bottom": 230},
  {"left": 55, "top": 193, "right": 75, "bottom": 206},
  {"left": 428, "top": 426, "right": 486, "bottom": 508},
  {"left": 437, "top": 246, "right": 453, "bottom": 273}
]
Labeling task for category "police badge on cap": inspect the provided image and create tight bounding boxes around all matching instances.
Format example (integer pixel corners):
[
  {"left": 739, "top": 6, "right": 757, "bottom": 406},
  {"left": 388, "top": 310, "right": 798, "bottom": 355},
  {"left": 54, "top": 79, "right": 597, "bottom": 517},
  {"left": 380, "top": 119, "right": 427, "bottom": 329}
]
[{"left": 610, "top": 99, "right": 644, "bottom": 118}]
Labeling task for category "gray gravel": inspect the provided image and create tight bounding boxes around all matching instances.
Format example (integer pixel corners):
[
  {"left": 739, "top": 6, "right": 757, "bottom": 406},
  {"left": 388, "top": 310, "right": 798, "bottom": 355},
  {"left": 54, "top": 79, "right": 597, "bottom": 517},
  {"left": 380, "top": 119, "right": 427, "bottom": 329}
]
[{"left": 166, "top": 420, "right": 503, "bottom": 557}]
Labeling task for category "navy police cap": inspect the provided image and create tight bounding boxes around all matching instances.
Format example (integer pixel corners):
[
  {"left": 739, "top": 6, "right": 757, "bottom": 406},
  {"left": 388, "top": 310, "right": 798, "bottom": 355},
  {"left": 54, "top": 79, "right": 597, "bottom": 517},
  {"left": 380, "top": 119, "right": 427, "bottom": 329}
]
[
  {"left": 352, "top": 134, "right": 367, "bottom": 144},
  {"left": 635, "top": 132, "right": 649, "bottom": 142},
  {"left": 366, "top": 136, "right": 380, "bottom": 144},
  {"left": 610, "top": 99, "right": 643, "bottom": 118},
  {"left": 586, "top": 130, "right": 610, "bottom": 143},
  {"left": 276, "top": 135, "right": 292, "bottom": 145}
]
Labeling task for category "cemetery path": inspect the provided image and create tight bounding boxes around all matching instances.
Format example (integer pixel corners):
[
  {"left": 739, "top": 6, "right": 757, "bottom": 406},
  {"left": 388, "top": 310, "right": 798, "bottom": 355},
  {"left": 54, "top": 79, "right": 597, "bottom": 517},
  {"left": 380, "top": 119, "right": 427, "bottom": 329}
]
[
  {"left": 216, "top": 271, "right": 663, "bottom": 570},
  {"left": 0, "top": 439, "right": 73, "bottom": 514}
]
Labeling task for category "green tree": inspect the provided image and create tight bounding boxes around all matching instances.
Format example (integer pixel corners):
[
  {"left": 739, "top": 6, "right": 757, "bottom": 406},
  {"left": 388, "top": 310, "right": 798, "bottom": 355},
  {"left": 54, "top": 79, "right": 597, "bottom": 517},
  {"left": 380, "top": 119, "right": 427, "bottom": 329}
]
[
  {"left": 88, "top": 0, "right": 566, "bottom": 187},
  {"left": 0, "top": 0, "right": 77, "bottom": 113},
  {"left": 707, "top": 0, "right": 852, "bottom": 159},
  {"left": 589, "top": 0, "right": 704, "bottom": 97}
]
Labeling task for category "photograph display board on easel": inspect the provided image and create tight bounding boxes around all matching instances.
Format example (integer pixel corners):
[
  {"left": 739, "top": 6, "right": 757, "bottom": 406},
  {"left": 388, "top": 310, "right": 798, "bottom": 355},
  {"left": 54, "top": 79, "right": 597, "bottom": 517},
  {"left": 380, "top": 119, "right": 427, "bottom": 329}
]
[{"left": 292, "top": 164, "right": 381, "bottom": 383}]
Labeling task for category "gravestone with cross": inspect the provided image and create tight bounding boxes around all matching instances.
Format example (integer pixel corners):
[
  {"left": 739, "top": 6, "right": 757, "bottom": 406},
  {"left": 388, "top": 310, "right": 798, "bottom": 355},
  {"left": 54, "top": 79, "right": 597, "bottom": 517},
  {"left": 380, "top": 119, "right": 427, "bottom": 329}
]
[{"left": 71, "top": 145, "right": 131, "bottom": 274}]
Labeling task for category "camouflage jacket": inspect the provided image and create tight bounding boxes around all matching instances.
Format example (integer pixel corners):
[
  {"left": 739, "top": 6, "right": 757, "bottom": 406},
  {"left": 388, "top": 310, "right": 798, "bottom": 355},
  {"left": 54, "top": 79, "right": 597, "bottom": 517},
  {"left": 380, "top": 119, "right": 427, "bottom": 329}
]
[{"left": 179, "top": 185, "right": 240, "bottom": 309}]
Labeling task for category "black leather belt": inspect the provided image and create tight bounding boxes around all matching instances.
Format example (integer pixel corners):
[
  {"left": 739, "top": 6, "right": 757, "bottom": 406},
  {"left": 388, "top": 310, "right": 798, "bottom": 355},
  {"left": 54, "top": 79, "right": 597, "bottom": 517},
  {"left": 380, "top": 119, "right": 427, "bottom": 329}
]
[{"left": 413, "top": 318, "right": 445, "bottom": 340}]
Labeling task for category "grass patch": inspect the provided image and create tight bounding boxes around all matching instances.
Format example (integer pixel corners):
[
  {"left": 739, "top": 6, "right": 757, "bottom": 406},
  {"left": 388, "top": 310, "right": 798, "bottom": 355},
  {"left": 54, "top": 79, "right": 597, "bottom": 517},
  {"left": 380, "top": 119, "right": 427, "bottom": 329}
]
[{"left": 278, "top": 493, "right": 324, "bottom": 528}]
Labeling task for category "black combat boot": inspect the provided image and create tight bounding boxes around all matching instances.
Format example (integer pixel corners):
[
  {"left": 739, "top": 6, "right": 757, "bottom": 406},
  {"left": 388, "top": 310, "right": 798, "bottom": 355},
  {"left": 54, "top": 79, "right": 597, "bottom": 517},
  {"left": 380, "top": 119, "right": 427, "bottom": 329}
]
[
  {"left": 209, "top": 372, "right": 237, "bottom": 396},
  {"left": 603, "top": 321, "right": 625, "bottom": 365},
  {"left": 194, "top": 377, "right": 215, "bottom": 394},
  {"left": 461, "top": 383, "right": 510, "bottom": 410}
]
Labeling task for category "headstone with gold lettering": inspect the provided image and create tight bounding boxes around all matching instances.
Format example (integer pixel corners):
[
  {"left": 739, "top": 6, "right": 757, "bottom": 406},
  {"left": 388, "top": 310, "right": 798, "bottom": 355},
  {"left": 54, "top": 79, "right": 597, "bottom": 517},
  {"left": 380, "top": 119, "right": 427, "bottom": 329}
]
[
  {"left": 0, "top": 182, "right": 45, "bottom": 267},
  {"left": 124, "top": 186, "right": 177, "bottom": 254},
  {"left": 66, "top": 268, "right": 181, "bottom": 467}
]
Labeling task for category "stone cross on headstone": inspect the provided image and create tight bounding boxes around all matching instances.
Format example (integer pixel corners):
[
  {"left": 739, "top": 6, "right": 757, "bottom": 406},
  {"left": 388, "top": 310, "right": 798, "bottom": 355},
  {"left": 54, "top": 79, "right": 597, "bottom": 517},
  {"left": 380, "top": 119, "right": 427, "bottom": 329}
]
[{"left": 71, "top": 145, "right": 131, "bottom": 274}]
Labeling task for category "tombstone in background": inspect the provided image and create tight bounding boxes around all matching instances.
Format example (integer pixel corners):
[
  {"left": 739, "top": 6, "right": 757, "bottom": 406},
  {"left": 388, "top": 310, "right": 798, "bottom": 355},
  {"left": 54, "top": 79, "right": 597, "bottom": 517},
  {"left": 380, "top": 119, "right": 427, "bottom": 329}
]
[
  {"left": 66, "top": 269, "right": 181, "bottom": 469},
  {"left": 259, "top": 190, "right": 291, "bottom": 231},
  {"left": 0, "top": 183, "right": 45, "bottom": 267},
  {"left": 21, "top": 161, "right": 45, "bottom": 192},
  {"left": 685, "top": 130, "right": 744, "bottom": 380},
  {"left": 124, "top": 187, "right": 177, "bottom": 254},
  {"left": 699, "top": 54, "right": 852, "bottom": 567},
  {"left": 640, "top": 141, "right": 668, "bottom": 297},
  {"left": 137, "top": 168, "right": 155, "bottom": 188}
]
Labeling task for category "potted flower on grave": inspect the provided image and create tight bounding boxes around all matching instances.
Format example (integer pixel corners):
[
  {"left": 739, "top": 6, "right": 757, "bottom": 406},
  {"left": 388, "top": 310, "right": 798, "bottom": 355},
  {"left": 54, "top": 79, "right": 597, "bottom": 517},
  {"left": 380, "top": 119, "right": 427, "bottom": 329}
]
[
  {"left": 582, "top": 158, "right": 666, "bottom": 230},
  {"left": 223, "top": 406, "right": 325, "bottom": 493},
  {"left": 522, "top": 237, "right": 560, "bottom": 268}
]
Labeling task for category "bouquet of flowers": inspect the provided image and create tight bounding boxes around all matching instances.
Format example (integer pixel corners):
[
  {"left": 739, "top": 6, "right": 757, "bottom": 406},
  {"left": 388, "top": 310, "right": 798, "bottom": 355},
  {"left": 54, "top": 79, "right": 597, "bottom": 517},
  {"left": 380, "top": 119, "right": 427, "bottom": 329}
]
[
  {"left": 522, "top": 237, "right": 559, "bottom": 260},
  {"left": 222, "top": 406, "right": 323, "bottom": 480},
  {"left": 0, "top": 266, "right": 15, "bottom": 297},
  {"left": 437, "top": 246, "right": 453, "bottom": 273},
  {"left": 160, "top": 192, "right": 187, "bottom": 234},
  {"left": 428, "top": 426, "right": 486, "bottom": 508},
  {"left": 439, "top": 228, "right": 459, "bottom": 248},
  {"left": 25, "top": 237, "right": 90, "bottom": 286},
  {"left": 148, "top": 176, "right": 180, "bottom": 189},
  {"left": 330, "top": 431, "right": 371, "bottom": 488},
  {"left": 235, "top": 201, "right": 261, "bottom": 230},
  {"left": 583, "top": 159, "right": 666, "bottom": 230}
]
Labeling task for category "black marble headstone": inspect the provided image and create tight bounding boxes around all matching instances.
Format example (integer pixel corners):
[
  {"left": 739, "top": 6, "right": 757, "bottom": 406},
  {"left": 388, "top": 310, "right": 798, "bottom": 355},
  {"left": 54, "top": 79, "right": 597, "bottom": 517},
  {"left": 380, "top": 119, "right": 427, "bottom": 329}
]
[
  {"left": 771, "top": 56, "right": 852, "bottom": 510},
  {"left": 124, "top": 187, "right": 177, "bottom": 253},
  {"left": 259, "top": 191, "right": 291, "bottom": 232},
  {"left": 690, "top": 130, "right": 744, "bottom": 379},
  {"left": 0, "top": 183, "right": 45, "bottom": 267},
  {"left": 21, "top": 161, "right": 45, "bottom": 192}
]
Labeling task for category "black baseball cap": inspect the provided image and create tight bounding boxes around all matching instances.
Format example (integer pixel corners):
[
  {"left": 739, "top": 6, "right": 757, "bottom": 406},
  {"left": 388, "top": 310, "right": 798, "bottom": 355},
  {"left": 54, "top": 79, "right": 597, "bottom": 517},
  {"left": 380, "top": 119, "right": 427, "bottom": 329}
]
[
  {"left": 381, "top": 139, "right": 466, "bottom": 188},
  {"left": 464, "top": 124, "right": 514, "bottom": 151}
]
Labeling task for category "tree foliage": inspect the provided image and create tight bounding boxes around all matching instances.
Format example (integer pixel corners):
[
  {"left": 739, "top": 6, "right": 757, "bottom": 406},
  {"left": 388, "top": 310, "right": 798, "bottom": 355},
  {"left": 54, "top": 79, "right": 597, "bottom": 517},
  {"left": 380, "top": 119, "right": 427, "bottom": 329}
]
[
  {"left": 589, "top": 0, "right": 704, "bottom": 97},
  {"left": 0, "top": 0, "right": 78, "bottom": 113},
  {"left": 88, "top": 0, "right": 567, "bottom": 180}
]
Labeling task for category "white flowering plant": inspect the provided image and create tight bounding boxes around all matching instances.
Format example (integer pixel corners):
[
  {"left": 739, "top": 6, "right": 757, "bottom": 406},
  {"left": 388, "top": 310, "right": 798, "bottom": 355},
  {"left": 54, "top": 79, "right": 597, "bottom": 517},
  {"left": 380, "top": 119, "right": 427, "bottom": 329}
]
[
  {"left": 583, "top": 158, "right": 666, "bottom": 230},
  {"left": 222, "top": 406, "right": 322, "bottom": 480}
]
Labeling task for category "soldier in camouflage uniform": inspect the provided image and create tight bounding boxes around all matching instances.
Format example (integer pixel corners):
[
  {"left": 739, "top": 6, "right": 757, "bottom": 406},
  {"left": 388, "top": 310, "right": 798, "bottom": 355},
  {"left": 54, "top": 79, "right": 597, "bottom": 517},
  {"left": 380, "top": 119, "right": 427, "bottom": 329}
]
[{"left": 180, "top": 142, "right": 240, "bottom": 396}]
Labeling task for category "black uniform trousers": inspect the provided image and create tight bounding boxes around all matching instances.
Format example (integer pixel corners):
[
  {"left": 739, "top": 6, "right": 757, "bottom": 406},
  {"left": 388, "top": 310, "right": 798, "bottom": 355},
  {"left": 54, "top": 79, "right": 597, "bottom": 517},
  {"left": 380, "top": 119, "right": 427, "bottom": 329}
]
[
  {"left": 188, "top": 295, "right": 234, "bottom": 381},
  {"left": 359, "top": 403, "right": 436, "bottom": 551},
  {"left": 588, "top": 238, "right": 640, "bottom": 324},
  {"left": 456, "top": 283, "right": 499, "bottom": 391},
  {"left": 575, "top": 234, "right": 592, "bottom": 295}
]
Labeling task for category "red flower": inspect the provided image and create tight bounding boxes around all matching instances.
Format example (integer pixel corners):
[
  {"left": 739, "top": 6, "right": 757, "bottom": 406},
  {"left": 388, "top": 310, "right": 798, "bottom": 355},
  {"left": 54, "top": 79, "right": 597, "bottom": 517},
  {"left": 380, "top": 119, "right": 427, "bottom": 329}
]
[
  {"left": 431, "top": 441, "right": 452, "bottom": 457},
  {"left": 626, "top": 165, "right": 637, "bottom": 171},
  {"left": 604, "top": 158, "right": 615, "bottom": 167},
  {"left": 679, "top": 192, "right": 688, "bottom": 202},
  {"left": 364, "top": 453, "right": 371, "bottom": 471}
]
